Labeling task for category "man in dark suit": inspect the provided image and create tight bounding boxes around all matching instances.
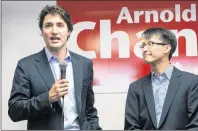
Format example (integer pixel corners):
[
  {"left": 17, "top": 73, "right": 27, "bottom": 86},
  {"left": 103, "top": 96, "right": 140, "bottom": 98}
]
[
  {"left": 124, "top": 27, "right": 198, "bottom": 130},
  {"left": 8, "top": 5, "right": 101, "bottom": 130}
]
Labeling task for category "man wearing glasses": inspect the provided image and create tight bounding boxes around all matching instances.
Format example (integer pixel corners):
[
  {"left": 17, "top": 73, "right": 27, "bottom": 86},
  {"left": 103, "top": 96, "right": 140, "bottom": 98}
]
[{"left": 124, "top": 27, "right": 198, "bottom": 130}]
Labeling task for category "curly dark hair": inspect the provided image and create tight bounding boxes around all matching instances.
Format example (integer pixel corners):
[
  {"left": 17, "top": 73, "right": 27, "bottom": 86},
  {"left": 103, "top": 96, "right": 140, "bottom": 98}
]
[{"left": 38, "top": 5, "right": 73, "bottom": 39}]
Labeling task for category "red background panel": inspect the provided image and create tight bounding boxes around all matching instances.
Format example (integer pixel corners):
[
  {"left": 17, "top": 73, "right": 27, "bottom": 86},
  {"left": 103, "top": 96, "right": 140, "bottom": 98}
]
[{"left": 57, "top": 1, "right": 198, "bottom": 88}]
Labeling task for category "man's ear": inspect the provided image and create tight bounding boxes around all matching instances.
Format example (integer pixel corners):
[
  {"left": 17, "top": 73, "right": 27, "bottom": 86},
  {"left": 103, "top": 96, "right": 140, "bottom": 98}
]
[
  {"left": 66, "top": 32, "right": 71, "bottom": 40},
  {"left": 164, "top": 44, "right": 171, "bottom": 53},
  {"left": 40, "top": 30, "right": 43, "bottom": 37}
]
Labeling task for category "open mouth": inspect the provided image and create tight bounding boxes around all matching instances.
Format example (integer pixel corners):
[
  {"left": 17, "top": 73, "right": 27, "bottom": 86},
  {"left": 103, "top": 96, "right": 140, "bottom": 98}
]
[{"left": 50, "top": 37, "right": 60, "bottom": 43}]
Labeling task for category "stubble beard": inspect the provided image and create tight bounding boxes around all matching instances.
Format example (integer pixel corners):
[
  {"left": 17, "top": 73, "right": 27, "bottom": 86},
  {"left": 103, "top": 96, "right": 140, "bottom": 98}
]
[{"left": 48, "top": 43, "right": 66, "bottom": 52}]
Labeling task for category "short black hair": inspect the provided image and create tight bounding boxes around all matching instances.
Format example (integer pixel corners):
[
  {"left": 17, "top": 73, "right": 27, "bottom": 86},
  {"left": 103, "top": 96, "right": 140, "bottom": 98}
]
[
  {"left": 142, "top": 27, "right": 177, "bottom": 59},
  {"left": 38, "top": 5, "right": 73, "bottom": 39}
]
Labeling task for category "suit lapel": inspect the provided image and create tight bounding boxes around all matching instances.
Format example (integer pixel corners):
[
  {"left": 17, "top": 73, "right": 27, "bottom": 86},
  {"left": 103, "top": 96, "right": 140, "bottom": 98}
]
[
  {"left": 34, "top": 49, "right": 55, "bottom": 90},
  {"left": 143, "top": 74, "right": 157, "bottom": 129},
  {"left": 70, "top": 51, "right": 83, "bottom": 115},
  {"left": 34, "top": 48, "right": 62, "bottom": 108},
  {"left": 158, "top": 67, "right": 182, "bottom": 128}
]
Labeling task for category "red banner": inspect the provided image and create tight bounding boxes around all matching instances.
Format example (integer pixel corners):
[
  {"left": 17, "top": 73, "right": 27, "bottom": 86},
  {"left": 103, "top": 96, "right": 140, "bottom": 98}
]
[{"left": 58, "top": 1, "right": 198, "bottom": 92}]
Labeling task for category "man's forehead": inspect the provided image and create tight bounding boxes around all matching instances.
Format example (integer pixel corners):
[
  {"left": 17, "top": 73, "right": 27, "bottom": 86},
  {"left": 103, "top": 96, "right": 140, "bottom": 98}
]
[{"left": 43, "top": 14, "right": 65, "bottom": 23}]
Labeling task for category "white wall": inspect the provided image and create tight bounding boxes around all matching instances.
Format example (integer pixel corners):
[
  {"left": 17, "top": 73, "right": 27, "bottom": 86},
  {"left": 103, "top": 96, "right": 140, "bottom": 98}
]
[{"left": 2, "top": 1, "right": 127, "bottom": 130}]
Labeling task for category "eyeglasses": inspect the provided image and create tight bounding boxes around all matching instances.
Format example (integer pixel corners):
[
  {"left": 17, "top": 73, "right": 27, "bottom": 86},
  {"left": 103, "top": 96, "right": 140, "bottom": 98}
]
[{"left": 139, "top": 41, "right": 168, "bottom": 50}]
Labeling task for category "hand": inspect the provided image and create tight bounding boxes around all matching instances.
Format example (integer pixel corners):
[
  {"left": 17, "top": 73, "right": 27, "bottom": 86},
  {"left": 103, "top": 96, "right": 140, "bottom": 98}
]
[{"left": 48, "top": 79, "right": 69, "bottom": 103}]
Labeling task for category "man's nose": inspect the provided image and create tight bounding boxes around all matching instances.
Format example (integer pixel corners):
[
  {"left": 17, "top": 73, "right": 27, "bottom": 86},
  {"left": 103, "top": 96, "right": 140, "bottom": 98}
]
[
  {"left": 142, "top": 45, "right": 149, "bottom": 52},
  {"left": 52, "top": 26, "right": 58, "bottom": 34}
]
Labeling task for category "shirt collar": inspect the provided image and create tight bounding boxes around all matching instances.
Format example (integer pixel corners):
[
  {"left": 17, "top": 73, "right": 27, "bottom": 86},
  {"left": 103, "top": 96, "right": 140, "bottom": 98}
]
[
  {"left": 44, "top": 47, "right": 71, "bottom": 62},
  {"left": 151, "top": 64, "right": 173, "bottom": 80}
]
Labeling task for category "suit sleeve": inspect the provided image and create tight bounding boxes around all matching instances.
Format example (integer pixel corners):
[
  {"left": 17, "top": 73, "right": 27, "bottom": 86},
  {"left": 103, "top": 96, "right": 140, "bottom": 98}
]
[
  {"left": 124, "top": 84, "right": 141, "bottom": 130},
  {"left": 85, "top": 60, "right": 102, "bottom": 130},
  {"left": 8, "top": 60, "right": 51, "bottom": 122},
  {"left": 186, "top": 75, "right": 198, "bottom": 130}
]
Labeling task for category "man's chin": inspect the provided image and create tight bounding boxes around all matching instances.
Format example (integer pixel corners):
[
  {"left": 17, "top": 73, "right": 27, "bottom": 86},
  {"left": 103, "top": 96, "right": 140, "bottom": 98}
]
[
  {"left": 144, "top": 59, "right": 154, "bottom": 64},
  {"left": 49, "top": 46, "right": 63, "bottom": 52},
  {"left": 47, "top": 42, "right": 65, "bottom": 51}
]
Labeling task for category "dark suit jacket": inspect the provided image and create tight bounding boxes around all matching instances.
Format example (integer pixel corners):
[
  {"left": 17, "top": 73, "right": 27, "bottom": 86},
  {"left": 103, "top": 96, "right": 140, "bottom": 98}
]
[
  {"left": 8, "top": 48, "right": 101, "bottom": 130},
  {"left": 124, "top": 67, "right": 198, "bottom": 130}
]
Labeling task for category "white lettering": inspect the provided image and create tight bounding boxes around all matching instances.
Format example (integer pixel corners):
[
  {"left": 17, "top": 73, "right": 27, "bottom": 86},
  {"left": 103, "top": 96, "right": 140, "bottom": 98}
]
[
  {"left": 116, "top": 4, "right": 196, "bottom": 23},
  {"left": 134, "top": 11, "right": 144, "bottom": 23},
  {"left": 67, "top": 21, "right": 96, "bottom": 59},
  {"left": 116, "top": 7, "right": 133, "bottom": 24},
  {"left": 145, "top": 10, "right": 159, "bottom": 23},
  {"left": 182, "top": 4, "right": 196, "bottom": 22},
  {"left": 175, "top": 4, "right": 181, "bottom": 22},
  {"left": 100, "top": 20, "right": 130, "bottom": 58},
  {"left": 160, "top": 10, "right": 174, "bottom": 22}
]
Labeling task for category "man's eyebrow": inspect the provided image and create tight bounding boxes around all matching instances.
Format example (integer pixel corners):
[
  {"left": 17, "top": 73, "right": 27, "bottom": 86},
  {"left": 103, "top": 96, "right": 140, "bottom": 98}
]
[
  {"left": 44, "top": 22, "right": 53, "bottom": 25},
  {"left": 57, "top": 22, "right": 65, "bottom": 24}
]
